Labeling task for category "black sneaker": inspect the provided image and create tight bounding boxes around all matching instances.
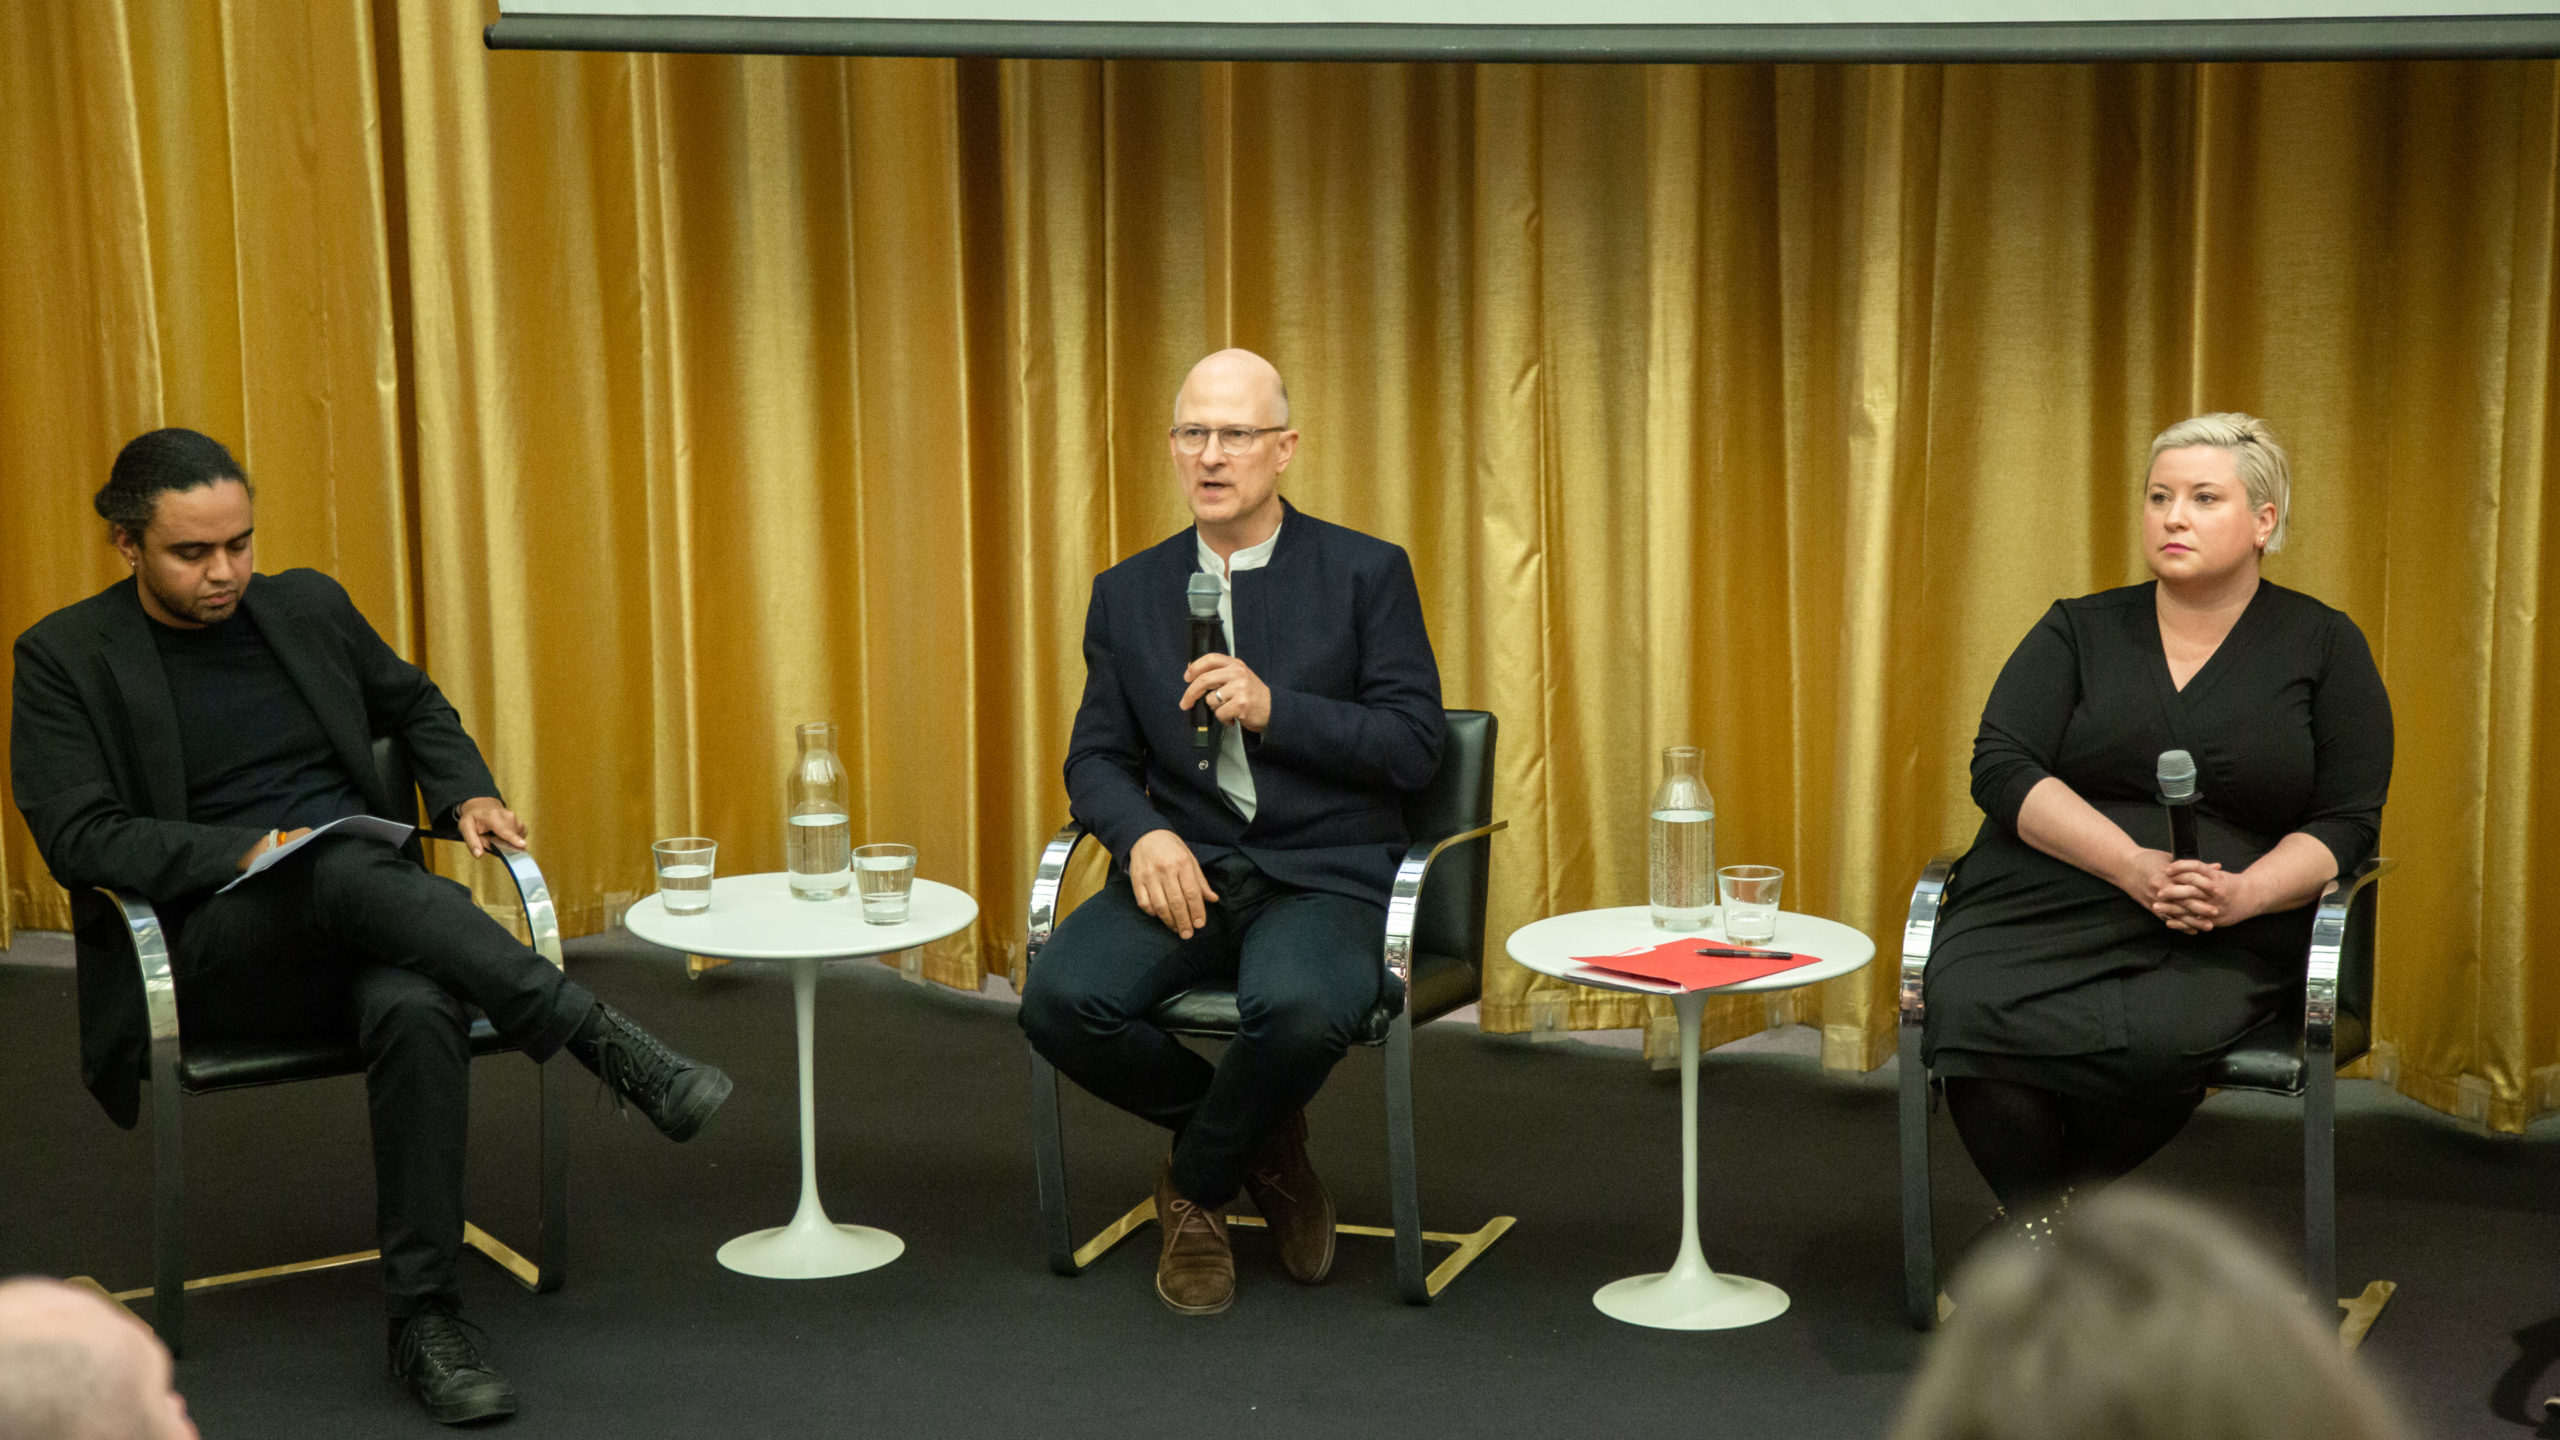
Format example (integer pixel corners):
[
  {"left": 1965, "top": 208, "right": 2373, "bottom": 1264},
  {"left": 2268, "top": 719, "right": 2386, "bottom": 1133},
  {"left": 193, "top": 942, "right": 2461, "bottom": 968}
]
[
  {"left": 577, "top": 1005, "right": 733, "bottom": 1142},
  {"left": 389, "top": 1309, "right": 517, "bottom": 1426}
]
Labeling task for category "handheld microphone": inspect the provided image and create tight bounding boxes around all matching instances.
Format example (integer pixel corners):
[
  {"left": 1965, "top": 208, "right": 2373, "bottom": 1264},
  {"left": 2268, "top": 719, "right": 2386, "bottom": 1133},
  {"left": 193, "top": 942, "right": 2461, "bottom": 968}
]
[
  {"left": 2157, "top": 749, "right": 2200, "bottom": 861},
  {"left": 1187, "top": 572, "right": 1223, "bottom": 750}
]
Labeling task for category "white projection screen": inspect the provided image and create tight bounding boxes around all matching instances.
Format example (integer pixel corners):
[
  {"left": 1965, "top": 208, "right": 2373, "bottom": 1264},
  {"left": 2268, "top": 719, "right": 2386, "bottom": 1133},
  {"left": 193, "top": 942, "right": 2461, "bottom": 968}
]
[{"left": 483, "top": 2, "right": 2560, "bottom": 61}]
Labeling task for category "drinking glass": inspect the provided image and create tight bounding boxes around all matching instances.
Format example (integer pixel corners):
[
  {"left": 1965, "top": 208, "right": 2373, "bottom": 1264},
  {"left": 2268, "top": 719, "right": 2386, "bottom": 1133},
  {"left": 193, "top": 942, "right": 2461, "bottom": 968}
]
[
  {"left": 653, "top": 837, "right": 717, "bottom": 915},
  {"left": 854, "top": 843, "right": 918, "bottom": 925},
  {"left": 1717, "top": 865, "right": 1784, "bottom": 947}
]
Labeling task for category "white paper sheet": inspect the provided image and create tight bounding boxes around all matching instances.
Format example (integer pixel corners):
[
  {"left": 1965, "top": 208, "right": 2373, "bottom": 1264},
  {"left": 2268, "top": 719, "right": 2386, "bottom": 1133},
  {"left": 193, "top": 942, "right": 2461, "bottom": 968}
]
[{"left": 215, "top": 814, "right": 418, "bottom": 894}]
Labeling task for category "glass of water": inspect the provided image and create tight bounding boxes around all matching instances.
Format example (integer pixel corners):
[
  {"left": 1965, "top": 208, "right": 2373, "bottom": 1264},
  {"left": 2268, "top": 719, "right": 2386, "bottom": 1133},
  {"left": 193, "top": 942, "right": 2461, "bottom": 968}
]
[
  {"left": 853, "top": 843, "right": 918, "bottom": 925},
  {"left": 652, "top": 837, "right": 717, "bottom": 915},
  {"left": 1716, "top": 865, "right": 1784, "bottom": 948}
]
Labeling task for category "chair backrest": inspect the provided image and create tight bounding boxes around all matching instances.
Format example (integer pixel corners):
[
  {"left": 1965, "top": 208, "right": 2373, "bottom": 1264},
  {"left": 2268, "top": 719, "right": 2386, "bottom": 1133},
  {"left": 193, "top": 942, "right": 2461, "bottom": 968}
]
[
  {"left": 2336, "top": 872, "right": 2379, "bottom": 1060},
  {"left": 1401, "top": 710, "right": 1498, "bottom": 975},
  {"left": 369, "top": 735, "right": 432, "bottom": 865}
]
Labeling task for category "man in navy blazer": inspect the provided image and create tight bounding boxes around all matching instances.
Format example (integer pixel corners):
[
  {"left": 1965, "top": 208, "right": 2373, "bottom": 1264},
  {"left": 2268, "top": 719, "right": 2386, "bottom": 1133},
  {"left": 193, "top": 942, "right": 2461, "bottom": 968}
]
[{"left": 1020, "top": 350, "right": 1445, "bottom": 1315}]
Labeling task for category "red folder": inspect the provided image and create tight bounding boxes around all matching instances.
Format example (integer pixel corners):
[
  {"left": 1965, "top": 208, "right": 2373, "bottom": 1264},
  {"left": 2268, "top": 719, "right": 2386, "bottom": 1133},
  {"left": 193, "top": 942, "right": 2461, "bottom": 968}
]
[{"left": 1569, "top": 938, "right": 1818, "bottom": 992}]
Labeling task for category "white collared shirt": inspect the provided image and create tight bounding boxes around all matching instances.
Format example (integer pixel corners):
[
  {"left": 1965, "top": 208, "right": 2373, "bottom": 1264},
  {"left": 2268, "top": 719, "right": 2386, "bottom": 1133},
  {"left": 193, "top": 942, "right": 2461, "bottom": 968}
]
[{"left": 1194, "top": 521, "right": 1280, "bottom": 822}]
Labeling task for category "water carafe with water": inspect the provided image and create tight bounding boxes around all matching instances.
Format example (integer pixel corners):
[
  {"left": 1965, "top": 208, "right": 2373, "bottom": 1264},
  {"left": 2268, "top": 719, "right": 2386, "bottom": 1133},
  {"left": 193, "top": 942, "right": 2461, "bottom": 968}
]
[
  {"left": 785, "top": 721, "right": 852, "bottom": 899},
  {"left": 1649, "top": 745, "right": 1716, "bottom": 930}
]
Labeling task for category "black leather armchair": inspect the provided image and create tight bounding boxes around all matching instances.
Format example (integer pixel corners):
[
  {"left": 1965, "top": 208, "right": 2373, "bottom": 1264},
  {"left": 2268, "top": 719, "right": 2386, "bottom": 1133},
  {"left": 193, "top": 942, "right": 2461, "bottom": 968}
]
[
  {"left": 1897, "top": 850, "right": 2396, "bottom": 1329},
  {"left": 94, "top": 737, "right": 572, "bottom": 1354},
  {"left": 1024, "top": 709, "right": 1510, "bottom": 1303}
]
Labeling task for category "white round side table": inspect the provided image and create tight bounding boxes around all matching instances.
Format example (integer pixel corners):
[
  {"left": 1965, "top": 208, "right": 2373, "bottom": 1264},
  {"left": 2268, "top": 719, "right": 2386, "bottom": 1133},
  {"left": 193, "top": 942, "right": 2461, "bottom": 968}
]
[
  {"left": 1506, "top": 905, "right": 1874, "bottom": 1331},
  {"left": 626, "top": 871, "right": 978, "bottom": 1279}
]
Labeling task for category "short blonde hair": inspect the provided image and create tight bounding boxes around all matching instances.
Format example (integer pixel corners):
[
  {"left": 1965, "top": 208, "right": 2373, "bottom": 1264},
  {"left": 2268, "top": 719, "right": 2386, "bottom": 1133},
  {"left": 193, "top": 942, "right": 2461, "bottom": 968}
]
[
  {"left": 2148, "top": 412, "right": 2292, "bottom": 554},
  {"left": 1889, "top": 1188, "right": 2411, "bottom": 1440}
]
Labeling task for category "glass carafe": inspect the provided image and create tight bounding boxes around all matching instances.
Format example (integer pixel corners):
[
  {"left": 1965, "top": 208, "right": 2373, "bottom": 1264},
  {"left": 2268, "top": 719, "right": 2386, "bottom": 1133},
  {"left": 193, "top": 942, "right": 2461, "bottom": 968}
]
[
  {"left": 1648, "top": 745, "right": 1716, "bottom": 930},
  {"left": 785, "top": 721, "right": 852, "bottom": 900}
]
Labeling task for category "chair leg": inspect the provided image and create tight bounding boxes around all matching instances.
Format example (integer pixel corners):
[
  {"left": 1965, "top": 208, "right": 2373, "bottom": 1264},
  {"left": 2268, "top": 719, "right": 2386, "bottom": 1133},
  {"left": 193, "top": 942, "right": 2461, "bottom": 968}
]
[
  {"left": 149, "top": 1070, "right": 187, "bottom": 1356},
  {"left": 1030, "top": 1050, "right": 1079, "bottom": 1276},
  {"left": 2305, "top": 1057, "right": 2338, "bottom": 1307},
  {"left": 1898, "top": 1021, "right": 1937, "bottom": 1331},
  {"left": 1384, "top": 1010, "right": 1429, "bottom": 1305},
  {"left": 533, "top": 1053, "right": 572, "bottom": 1293}
]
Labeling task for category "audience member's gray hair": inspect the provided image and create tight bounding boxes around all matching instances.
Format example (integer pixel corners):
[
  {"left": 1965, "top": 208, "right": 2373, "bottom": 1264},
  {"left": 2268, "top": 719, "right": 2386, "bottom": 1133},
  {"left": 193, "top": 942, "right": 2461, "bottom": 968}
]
[
  {"left": 2149, "top": 412, "right": 2292, "bottom": 553},
  {"left": 1889, "top": 1187, "right": 2411, "bottom": 1440},
  {"left": 0, "top": 1278, "right": 192, "bottom": 1440},
  {"left": 0, "top": 1339, "right": 151, "bottom": 1440}
]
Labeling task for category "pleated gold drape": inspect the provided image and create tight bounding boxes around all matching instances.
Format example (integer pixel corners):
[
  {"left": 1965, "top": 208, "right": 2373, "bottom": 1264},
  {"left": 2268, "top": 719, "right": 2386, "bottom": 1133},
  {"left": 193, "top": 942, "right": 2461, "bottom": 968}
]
[{"left": 5, "top": 4, "right": 2557, "bottom": 1128}]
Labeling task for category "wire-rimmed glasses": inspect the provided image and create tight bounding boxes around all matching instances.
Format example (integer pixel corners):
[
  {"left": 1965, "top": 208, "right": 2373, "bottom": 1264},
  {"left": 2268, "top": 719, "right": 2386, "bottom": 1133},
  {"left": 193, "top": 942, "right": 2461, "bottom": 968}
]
[{"left": 1170, "top": 424, "right": 1286, "bottom": 456}]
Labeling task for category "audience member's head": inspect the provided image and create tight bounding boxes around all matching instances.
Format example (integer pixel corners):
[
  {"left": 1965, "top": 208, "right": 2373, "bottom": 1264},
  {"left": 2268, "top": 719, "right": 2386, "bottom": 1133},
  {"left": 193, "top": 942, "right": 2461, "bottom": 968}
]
[
  {"left": 0, "top": 1277, "right": 197, "bottom": 1440},
  {"left": 1888, "top": 1187, "right": 2412, "bottom": 1440}
]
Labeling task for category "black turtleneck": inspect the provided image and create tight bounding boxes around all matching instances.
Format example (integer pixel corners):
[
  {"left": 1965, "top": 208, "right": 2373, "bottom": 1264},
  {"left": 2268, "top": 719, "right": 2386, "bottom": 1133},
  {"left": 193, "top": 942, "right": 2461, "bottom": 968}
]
[{"left": 147, "top": 610, "right": 369, "bottom": 831}]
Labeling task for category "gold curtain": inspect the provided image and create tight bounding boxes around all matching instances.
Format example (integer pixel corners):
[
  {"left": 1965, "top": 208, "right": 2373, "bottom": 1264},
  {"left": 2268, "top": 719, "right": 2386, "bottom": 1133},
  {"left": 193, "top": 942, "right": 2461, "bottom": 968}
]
[{"left": 5, "top": 5, "right": 2556, "bottom": 1129}]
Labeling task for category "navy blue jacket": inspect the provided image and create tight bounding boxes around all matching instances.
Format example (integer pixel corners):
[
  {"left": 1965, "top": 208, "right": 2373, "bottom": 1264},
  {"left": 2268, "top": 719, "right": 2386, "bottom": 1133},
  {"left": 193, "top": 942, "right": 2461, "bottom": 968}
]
[{"left": 1064, "top": 500, "right": 1445, "bottom": 907}]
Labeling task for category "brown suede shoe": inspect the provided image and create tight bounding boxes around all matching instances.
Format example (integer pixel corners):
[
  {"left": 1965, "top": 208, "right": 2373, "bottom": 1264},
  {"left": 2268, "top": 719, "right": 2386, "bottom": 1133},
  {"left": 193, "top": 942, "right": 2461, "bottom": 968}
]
[
  {"left": 1242, "top": 1110, "right": 1336, "bottom": 1285},
  {"left": 1155, "top": 1161, "right": 1235, "bottom": 1315}
]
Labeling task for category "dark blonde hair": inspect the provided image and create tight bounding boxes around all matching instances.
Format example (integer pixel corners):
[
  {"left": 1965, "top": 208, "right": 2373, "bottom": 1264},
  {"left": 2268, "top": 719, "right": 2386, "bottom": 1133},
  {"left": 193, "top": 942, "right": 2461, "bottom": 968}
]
[
  {"left": 2148, "top": 412, "right": 2291, "bottom": 553},
  {"left": 1889, "top": 1188, "right": 2411, "bottom": 1440}
]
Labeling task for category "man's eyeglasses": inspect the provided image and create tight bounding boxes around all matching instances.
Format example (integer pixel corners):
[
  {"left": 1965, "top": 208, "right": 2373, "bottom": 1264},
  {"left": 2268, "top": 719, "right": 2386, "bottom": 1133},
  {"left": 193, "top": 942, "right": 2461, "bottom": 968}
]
[{"left": 1170, "top": 424, "right": 1286, "bottom": 456}]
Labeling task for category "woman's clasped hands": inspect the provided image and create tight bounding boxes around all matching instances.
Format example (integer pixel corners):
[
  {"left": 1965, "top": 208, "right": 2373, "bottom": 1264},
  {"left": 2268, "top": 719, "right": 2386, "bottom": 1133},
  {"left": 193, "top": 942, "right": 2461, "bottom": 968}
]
[{"left": 2122, "top": 850, "right": 2268, "bottom": 934}]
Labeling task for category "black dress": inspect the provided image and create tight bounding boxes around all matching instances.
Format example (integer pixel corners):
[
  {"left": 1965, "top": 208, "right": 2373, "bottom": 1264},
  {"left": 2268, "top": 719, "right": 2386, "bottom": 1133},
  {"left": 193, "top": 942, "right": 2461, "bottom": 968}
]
[{"left": 1922, "top": 580, "right": 2393, "bottom": 1111}]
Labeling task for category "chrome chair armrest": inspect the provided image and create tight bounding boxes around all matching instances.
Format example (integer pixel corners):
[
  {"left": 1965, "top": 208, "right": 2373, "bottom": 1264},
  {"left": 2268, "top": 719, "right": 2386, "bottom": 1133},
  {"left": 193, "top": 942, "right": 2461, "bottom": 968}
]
[
  {"left": 2305, "top": 855, "right": 2394, "bottom": 1054},
  {"left": 1381, "top": 818, "right": 1508, "bottom": 1003},
  {"left": 1899, "top": 854, "right": 1959, "bottom": 1028},
  {"left": 416, "top": 831, "right": 564, "bottom": 975},
  {"left": 1026, "top": 821, "right": 1094, "bottom": 966},
  {"left": 487, "top": 846, "right": 565, "bottom": 973},
  {"left": 96, "top": 887, "right": 181, "bottom": 1047}
]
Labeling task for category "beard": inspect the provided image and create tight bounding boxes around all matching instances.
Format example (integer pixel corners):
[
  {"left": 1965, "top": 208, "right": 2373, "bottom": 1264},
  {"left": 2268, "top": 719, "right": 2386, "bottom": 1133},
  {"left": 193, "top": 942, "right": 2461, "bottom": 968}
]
[{"left": 141, "top": 570, "right": 243, "bottom": 626}]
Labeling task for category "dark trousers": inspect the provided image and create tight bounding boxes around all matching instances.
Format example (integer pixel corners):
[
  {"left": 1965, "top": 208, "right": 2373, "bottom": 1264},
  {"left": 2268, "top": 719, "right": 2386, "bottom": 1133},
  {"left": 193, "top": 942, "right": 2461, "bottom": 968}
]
[
  {"left": 170, "top": 836, "right": 596, "bottom": 1318},
  {"left": 1018, "top": 851, "right": 1384, "bottom": 1208}
]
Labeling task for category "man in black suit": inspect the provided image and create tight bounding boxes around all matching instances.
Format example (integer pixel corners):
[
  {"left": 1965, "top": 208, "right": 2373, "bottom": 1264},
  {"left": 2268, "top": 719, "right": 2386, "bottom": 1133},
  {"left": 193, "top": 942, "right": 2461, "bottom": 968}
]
[
  {"left": 1019, "top": 350, "right": 1445, "bottom": 1314},
  {"left": 10, "top": 429, "right": 733, "bottom": 1426}
]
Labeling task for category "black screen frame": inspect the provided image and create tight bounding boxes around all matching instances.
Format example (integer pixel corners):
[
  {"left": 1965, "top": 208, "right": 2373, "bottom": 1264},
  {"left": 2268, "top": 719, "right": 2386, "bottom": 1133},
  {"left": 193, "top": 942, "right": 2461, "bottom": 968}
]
[{"left": 484, "top": 12, "right": 2560, "bottom": 62}]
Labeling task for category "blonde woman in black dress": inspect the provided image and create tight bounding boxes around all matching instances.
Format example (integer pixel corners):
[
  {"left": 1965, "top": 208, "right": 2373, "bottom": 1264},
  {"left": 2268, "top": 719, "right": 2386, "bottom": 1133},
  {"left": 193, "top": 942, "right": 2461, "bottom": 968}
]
[{"left": 1922, "top": 414, "right": 2393, "bottom": 1235}]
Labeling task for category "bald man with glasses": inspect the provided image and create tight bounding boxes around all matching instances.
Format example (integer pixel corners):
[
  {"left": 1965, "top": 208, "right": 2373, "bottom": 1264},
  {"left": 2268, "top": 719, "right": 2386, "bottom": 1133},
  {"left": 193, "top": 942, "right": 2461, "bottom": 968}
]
[{"left": 1019, "top": 349, "right": 1447, "bottom": 1315}]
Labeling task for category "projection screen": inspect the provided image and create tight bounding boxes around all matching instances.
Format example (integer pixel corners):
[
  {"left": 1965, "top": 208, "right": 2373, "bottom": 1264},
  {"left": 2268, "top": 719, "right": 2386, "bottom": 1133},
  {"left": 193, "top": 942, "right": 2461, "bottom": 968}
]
[{"left": 484, "top": 2, "right": 2560, "bottom": 61}]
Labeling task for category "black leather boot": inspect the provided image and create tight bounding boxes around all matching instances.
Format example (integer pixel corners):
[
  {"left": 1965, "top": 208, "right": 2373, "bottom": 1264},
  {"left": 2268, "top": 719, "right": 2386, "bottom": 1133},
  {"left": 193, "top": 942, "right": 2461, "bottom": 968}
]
[
  {"left": 568, "top": 1004, "right": 733, "bottom": 1142},
  {"left": 1997, "top": 1185, "right": 2076, "bottom": 1246},
  {"left": 390, "top": 1308, "right": 517, "bottom": 1426}
]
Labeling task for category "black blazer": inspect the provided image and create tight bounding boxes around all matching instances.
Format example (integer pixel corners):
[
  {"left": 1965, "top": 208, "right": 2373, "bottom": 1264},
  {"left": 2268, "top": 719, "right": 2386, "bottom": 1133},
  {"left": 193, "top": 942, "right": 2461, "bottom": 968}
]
[
  {"left": 10, "top": 569, "right": 502, "bottom": 1127},
  {"left": 1064, "top": 500, "right": 1446, "bottom": 907}
]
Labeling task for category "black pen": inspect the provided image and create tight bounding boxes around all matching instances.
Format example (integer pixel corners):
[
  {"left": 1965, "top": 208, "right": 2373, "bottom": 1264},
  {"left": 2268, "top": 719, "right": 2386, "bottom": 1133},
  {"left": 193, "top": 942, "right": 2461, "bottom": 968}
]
[{"left": 1696, "top": 946, "right": 1795, "bottom": 960}]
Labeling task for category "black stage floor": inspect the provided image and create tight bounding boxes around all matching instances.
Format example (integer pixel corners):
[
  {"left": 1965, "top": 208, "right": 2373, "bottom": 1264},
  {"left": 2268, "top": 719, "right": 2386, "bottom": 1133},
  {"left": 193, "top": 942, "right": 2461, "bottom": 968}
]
[{"left": 4, "top": 928, "right": 2556, "bottom": 1439}]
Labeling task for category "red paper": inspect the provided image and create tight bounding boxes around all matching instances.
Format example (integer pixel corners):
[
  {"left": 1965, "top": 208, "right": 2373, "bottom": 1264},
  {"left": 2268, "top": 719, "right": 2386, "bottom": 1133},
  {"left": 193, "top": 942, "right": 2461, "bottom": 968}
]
[{"left": 1569, "top": 938, "right": 1819, "bottom": 992}]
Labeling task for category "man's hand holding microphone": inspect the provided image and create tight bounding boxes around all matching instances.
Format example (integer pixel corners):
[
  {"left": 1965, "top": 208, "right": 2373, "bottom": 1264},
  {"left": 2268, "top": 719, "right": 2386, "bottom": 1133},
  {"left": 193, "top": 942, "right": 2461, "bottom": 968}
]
[{"left": 1130, "top": 643, "right": 1277, "bottom": 938}]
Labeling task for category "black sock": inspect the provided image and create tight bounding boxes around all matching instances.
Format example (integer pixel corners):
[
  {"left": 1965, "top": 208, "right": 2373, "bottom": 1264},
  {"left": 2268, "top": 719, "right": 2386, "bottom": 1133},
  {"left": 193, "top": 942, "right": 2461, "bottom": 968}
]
[{"left": 565, "top": 1000, "right": 609, "bottom": 1068}]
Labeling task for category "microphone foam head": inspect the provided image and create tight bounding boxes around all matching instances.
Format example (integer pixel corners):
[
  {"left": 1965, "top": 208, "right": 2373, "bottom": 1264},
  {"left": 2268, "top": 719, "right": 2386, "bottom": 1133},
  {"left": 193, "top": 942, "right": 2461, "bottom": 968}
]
[
  {"left": 1187, "top": 571, "right": 1223, "bottom": 618},
  {"left": 2157, "top": 749, "right": 2197, "bottom": 801}
]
